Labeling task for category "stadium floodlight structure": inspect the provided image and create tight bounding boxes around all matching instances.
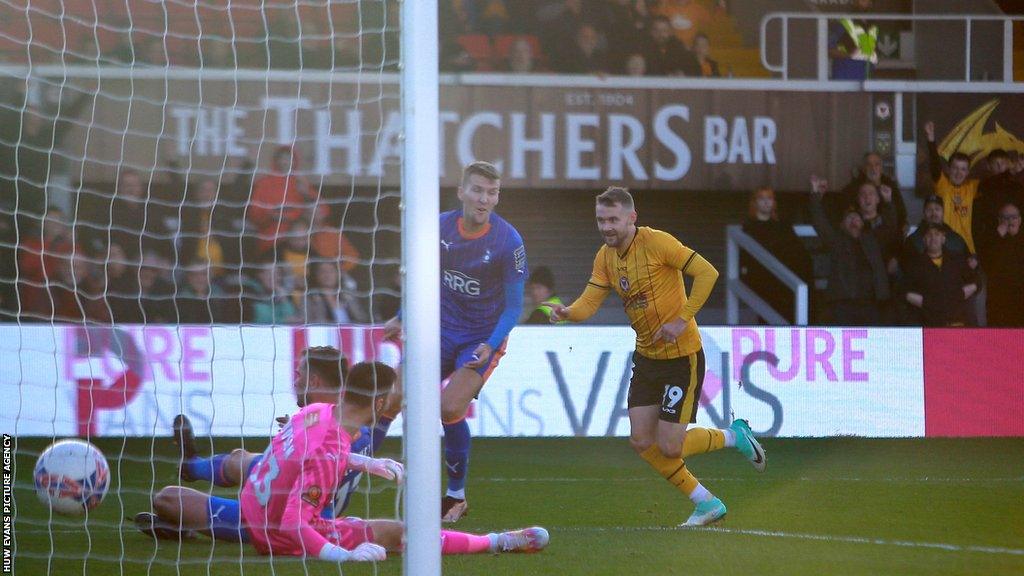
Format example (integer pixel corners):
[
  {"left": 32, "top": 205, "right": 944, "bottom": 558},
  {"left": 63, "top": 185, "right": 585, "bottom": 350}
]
[{"left": 401, "top": 0, "right": 442, "bottom": 575}]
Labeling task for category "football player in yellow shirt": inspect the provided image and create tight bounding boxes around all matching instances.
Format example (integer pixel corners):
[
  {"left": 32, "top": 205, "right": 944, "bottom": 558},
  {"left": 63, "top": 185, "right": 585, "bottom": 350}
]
[{"left": 550, "top": 187, "right": 766, "bottom": 526}]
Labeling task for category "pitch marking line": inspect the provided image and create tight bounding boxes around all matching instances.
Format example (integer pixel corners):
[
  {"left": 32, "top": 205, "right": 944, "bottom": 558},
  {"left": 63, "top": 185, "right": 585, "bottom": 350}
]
[
  {"left": 559, "top": 525, "right": 1024, "bottom": 557},
  {"left": 478, "top": 476, "right": 1024, "bottom": 483}
]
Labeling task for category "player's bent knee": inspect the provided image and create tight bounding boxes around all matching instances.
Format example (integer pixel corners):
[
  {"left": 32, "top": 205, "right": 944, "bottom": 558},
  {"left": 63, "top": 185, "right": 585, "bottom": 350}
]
[
  {"left": 440, "top": 401, "right": 468, "bottom": 425},
  {"left": 657, "top": 439, "right": 682, "bottom": 460},
  {"left": 367, "top": 519, "right": 403, "bottom": 550},
  {"left": 152, "top": 487, "right": 183, "bottom": 520},
  {"left": 629, "top": 435, "right": 654, "bottom": 454}
]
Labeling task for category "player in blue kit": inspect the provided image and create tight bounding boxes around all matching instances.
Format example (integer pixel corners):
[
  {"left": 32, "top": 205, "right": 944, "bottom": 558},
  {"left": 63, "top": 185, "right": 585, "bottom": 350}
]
[{"left": 387, "top": 161, "right": 527, "bottom": 522}]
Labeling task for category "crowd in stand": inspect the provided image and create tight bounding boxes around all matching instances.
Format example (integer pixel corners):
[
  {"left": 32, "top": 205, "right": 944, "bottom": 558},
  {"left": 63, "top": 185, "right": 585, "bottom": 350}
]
[
  {"left": 0, "top": 144, "right": 401, "bottom": 326},
  {"left": 3, "top": 1, "right": 731, "bottom": 78},
  {"left": 741, "top": 126, "right": 1024, "bottom": 327},
  {"left": 441, "top": 0, "right": 728, "bottom": 76}
]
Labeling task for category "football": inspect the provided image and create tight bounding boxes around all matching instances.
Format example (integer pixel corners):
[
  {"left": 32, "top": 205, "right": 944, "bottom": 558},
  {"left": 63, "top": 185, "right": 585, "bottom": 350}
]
[{"left": 33, "top": 439, "right": 110, "bottom": 516}]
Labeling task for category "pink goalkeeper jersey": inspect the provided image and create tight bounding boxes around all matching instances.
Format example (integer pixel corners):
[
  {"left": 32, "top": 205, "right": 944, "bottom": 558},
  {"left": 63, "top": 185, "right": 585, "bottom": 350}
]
[{"left": 240, "top": 403, "right": 366, "bottom": 557}]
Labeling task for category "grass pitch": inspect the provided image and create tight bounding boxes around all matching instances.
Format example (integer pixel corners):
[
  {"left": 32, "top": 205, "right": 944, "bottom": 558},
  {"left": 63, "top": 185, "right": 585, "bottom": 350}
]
[{"left": 12, "top": 437, "right": 1024, "bottom": 576}]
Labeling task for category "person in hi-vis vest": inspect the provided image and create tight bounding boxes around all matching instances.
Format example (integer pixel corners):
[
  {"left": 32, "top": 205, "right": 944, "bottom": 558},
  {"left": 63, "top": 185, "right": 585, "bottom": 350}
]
[{"left": 828, "top": 0, "right": 878, "bottom": 80}]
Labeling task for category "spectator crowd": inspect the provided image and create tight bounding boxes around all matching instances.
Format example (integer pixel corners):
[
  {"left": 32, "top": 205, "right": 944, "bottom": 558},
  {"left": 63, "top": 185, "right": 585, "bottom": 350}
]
[
  {"left": 2, "top": 1, "right": 733, "bottom": 78},
  {"left": 740, "top": 123, "right": 1024, "bottom": 327},
  {"left": 0, "top": 140, "right": 399, "bottom": 326}
]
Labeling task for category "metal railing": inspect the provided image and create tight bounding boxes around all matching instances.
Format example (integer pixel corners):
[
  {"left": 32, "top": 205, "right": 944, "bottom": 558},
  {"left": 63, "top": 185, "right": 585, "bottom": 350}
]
[
  {"left": 725, "top": 225, "right": 809, "bottom": 326},
  {"left": 760, "top": 12, "right": 1023, "bottom": 82}
]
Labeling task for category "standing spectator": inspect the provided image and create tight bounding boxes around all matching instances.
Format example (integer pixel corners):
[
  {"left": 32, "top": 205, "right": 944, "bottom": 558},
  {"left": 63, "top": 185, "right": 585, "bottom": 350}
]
[
  {"left": 923, "top": 121, "right": 980, "bottom": 254},
  {"left": 624, "top": 53, "right": 647, "bottom": 76},
  {"left": 603, "top": 0, "right": 651, "bottom": 70},
  {"left": 523, "top": 266, "right": 565, "bottom": 324},
  {"left": 809, "top": 176, "right": 889, "bottom": 326},
  {"left": 741, "top": 187, "right": 813, "bottom": 324},
  {"left": 552, "top": 24, "right": 609, "bottom": 74},
  {"left": 854, "top": 182, "right": 899, "bottom": 267},
  {"left": 903, "top": 223, "right": 978, "bottom": 326},
  {"left": 828, "top": 0, "right": 877, "bottom": 80},
  {"left": 504, "top": 38, "right": 538, "bottom": 74},
  {"left": 301, "top": 261, "right": 367, "bottom": 324},
  {"left": 973, "top": 149, "right": 1024, "bottom": 265},
  {"left": 976, "top": 202, "right": 1024, "bottom": 327},
  {"left": 654, "top": 0, "right": 711, "bottom": 49},
  {"left": 902, "top": 195, "right": 969, "bottom": 261},
  {"left": 692, "top": 33, "right": 721, "bottom": 77},
  {"left": 642, "top": 16, "right": 700, "bottom": 76},
  {"left": 842, "top": 152, "right": 908, "bottom": 233},
  {"left": 0, "top": 90, "right": 89, "bottom": 226},
  {"left": 247, "top": 146, "right": 312, "bottom": 252}
]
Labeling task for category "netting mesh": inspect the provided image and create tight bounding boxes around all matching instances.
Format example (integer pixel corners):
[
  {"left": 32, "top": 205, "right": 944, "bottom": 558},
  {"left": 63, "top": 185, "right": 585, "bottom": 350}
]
[{"left": 0, "top": 0, "right": 404, "bottom": 572}]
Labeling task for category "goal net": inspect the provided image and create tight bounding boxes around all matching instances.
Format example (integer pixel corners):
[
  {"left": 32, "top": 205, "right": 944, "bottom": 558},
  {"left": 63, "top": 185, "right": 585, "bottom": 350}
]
[{"left": 0, "top": 0, "right": 414, "bottom": 572}]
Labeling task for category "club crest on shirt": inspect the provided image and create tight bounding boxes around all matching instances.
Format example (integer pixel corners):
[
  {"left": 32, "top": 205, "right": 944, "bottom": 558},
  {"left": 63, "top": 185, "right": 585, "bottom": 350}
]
[
  {"left": 302, "top": 485, "right": 322, "bottom": 506},
  {"left": 619, "top": 276, "right": 630, "bottom": 292}
]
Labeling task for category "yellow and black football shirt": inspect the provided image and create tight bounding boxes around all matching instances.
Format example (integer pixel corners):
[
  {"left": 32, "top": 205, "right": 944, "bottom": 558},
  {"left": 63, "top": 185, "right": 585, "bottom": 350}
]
[{"left": 566, "top": 226, "right": 718, "bottom": 360}]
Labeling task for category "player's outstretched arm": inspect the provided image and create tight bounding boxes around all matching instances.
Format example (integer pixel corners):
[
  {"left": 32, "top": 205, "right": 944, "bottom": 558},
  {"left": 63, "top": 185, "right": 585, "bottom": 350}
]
[{"left": 556, "top": 282, "right": 610, "bottom": 323}]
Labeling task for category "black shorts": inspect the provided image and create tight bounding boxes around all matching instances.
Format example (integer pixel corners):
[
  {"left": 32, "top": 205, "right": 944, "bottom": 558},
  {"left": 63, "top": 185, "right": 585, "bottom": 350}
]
[{"left": 627, "top": 349, "right": 706, "bottom": 424}]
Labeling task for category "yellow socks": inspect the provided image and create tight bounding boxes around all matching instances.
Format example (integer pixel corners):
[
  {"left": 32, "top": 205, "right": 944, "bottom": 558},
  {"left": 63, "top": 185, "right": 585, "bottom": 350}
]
[
  {"left": 682, "top": 427, "right": 726, "bottom": 458},
  {"left": 639, "top": 445, "right": 699, "bottom": 497}
]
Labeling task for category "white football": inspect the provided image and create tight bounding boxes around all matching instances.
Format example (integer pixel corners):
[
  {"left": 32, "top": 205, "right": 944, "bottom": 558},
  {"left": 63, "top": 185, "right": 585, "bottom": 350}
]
[{"left": 33, "top": 439, "right": 110, "bottom": 515}]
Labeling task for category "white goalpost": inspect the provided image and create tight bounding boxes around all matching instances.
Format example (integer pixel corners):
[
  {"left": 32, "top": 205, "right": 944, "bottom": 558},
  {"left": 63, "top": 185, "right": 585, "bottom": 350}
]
[
  {"left": 399, "top": 0, "right": 442, "bottom": 575},
  {"left": 0, "top": 0, "right": 439, "bottom": 573}
]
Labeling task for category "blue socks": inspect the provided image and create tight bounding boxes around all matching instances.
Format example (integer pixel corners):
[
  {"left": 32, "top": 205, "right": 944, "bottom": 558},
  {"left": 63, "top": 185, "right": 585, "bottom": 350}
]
[
  {"left": 443, "top": 420, "right": 471, "bottom": 498},
  {"left": 185, "top": 454, "right": 232, "bottom": 487}
]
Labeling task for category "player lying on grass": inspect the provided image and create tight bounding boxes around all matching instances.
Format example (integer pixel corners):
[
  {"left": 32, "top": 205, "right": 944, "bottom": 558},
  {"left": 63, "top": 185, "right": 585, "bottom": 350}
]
[
  {"left": 136, "top": 347, "right": 548, "bottom": 561},
  {"left": 549, "top": 187, "right": 766, "bottom": 527},
  {"left": 170, "top": 350, "right": 403, "bottom": 516}
]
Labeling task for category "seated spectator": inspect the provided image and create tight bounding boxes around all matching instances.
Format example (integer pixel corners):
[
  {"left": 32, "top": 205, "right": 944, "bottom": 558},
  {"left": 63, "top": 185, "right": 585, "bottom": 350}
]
[
  {"left": 552, "top": 24, "right": 609, "bottom": 74},
  {"left": 371, "top": 267, "right": 401, "bottom": 323},
  {"left": 642, "top": 16, "right": 700, "bottom": 76},
  {"left": 841, "top": 152, "right": 908, "bottom": 232},
  {"left": 903, "top": 195, "right": 969, "bottom": 261},
  {"left": 17, "top": 211, "right": 73, "bottom": 321},
  {"left": 654, "top": 0, "right": 711, "bottom": 49},
  {"left": 459, "top": 0, "right": 511, "bottom": 34},
  {"left": 505, "top": 38, "right": 538, "bottom": 73},
  {"left": 903, "top": 223, "right": 978, "bottom": 326},
  {"left": 692, "top": 33, "right": 721, "bottom": 77},
  {"left": 135, "top": 252, "right": 176, "bottom": 323},
  {"left": 103, "top": 242, "right": 143, "bottom": 324},
  {"left": 277, "top": 219, "right": 311, "bottom": 284},
  {"left": 624, "top": 53, "right": 647, "bottom": 76},
  {"left": 923, "top": 121, "right": 980, "bottom": 254},
  {"left": 310, "top": 206, "right": 361, "bottom": 274},
  {"left": 243, "top": 260, "right": 299, "bottom": 325},
  {"left": 976, "top": 202, "right": 1024, "bottom": 327},
  {"left": 302, "top": 261, "right": 367, "bottom": 324},
  {"left": 57, "top": 252, "right": 111, "bottom": 324},
  {"left": 809, "top": 176, "right": 890, "bottom": 326},
  {"left": 523, "top": 266, "right": 566, "bottom": 324},
  {"left": 973, "top": 149, "right": 1024, "bottom": 266},
  {"left": 741, "top": 187, "right": 813, "bottom": 324},
  {"left": 247, "top": 146, "right": 312, "bottom": 252},
  {"left": 178, "top": 178, "right": 225, "bottom": 276},
  {"left": 176, "top": 261, "right": 239, "bottom": 324}
]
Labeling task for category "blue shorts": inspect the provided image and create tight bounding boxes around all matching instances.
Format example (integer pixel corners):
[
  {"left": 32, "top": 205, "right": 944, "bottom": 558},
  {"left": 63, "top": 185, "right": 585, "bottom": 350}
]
[
  {"left": 441, "top": 331, "right": 506, "bottom": 381},
  {"left": 206, "top": 495, "right": 250, "bottom": 543}
]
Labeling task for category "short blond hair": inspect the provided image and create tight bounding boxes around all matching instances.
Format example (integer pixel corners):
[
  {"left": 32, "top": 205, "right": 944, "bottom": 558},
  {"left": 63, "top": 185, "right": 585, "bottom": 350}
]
[{"left": 461, "top": 161, "right": 501, "bottom": 187}]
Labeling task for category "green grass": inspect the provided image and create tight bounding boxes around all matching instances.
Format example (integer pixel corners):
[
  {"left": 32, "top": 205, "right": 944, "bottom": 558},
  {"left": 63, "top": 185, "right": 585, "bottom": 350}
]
[{"left": 12, "top": 437, "right": 1024, "bottom": 576}]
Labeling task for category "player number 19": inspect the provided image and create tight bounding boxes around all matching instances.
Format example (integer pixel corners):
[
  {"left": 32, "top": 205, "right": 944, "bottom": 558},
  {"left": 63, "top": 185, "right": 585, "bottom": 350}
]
[{"left": 663, "top": 385, "right": 684, "bottom": 408}]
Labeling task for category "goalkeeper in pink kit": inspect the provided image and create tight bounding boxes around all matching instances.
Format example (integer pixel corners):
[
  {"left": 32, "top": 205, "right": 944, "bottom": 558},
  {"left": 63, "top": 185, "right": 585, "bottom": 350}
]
[{"left": 137, "top": 347, "right": 548, "bottom": 562}]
